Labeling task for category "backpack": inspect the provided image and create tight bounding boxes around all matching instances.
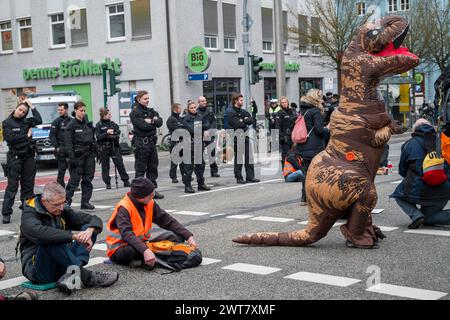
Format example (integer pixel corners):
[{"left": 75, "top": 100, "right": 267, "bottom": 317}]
[
  {"left": 291, "top": 110, "right": 314, "bottom": 144},
  {"left": 147, "top": 240, "right": 202, "bottom": 272},
  {"left": 415, "top": 135, "right": 448, "bottom": 187}
]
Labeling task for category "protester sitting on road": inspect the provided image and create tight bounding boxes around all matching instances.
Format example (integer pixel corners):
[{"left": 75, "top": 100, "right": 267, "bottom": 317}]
[
  {"left": 283, "top": 144, "right": 304, "bottom": 183},
  {"left": 390, "top": 118, "right": 450, "bottom": 229},
  {"left": 106, "top": 177, "right": 198, "bottom": 269},
  {"left": 19, "top": 182, "right": 119, "bottom": 294}
]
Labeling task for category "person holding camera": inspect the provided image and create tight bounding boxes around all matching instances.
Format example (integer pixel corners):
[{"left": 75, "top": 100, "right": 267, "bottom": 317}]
[
  {"left": 65, "top": 102, "right": 96, "bottom": 210},
  {"left": 95, "top": 108, "right": 130, "bottom": 189},
  {"left": 2, "top": 98, "right": 42, "bottom": 224},
  {"left": 275, "top": 96, "right": 297, "bottom": 166}
]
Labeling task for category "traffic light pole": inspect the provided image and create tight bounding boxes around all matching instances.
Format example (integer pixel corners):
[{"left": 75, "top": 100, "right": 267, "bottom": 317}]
[
  {"left": 102, "top": 64, "right": 108, "bottom": 108},
  {"left": 242, "top": 0, "right": 251, "bottom": 110}
]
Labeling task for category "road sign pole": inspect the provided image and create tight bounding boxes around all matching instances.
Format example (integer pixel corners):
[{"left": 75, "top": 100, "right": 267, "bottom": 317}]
[{"left": 102, "top": 64, "right": 108, "bottom": 108}]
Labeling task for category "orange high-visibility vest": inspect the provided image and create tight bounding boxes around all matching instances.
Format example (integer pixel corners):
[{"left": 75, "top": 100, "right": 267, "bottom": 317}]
[
  {"left": 442, "top": 132, "right": 450, "bottom": 165},
  {"left": 106, "top": 194, "right": 154, "bottom": 257},
  {"left": 283, "top": 158, "right": 302, "bottom": 177}
]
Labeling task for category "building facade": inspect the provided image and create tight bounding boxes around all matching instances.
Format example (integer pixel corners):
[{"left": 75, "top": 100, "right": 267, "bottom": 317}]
[{"left": 0, "top": 0, "right": 338, "bottom": 136}]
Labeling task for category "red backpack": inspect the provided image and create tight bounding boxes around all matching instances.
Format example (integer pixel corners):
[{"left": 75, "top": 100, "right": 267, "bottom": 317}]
[{"left": 291, "top": 110, "right": 313, "bottom": 144}]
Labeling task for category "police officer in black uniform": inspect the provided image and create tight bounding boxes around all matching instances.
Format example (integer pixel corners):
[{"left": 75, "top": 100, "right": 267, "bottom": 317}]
[
  {"left": 166, "top": 103, "right": 185, "bottom": 183},
  {"left": 2, "top": 98, "right": 42, "bottom": 224},
  {"left": 50, "top": 103, "right": 72, "bottom": 187},
  {"left": 197, "top": 96, "right": 220, "bottom": 178},
  {"left": 227, "top": 93, "right": 260, "bottom": 185},
  {"left": 95, "top": 107, "right": 130, "bottom": 189},
  {"left": 181, "top": 101, "right": 212, "bottom": 194},
  {"left": 65, "top": 101, "right": 96, "bottom": 209},
  {"left": 129, "top": 90, "right": 164, "bottom": 199},
  {"left": 275, "top": 96, "right": 297, "bottom": 165}
]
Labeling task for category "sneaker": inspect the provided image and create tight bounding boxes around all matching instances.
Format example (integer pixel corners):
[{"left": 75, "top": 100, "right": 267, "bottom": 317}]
[
  {"left": 198, "top": 184, "right": 211, "bottom": 191},
  {"left": 171, "top": 178, "right": 179, "bottom": 183},
  {"left": 185, "top": 185, "right": 196, "bottom": 194},
  {"left": 2, "top": 215, "right": 11, "bottom": 224},
  {"left": 83, "top": 270, "right": 119, "bottom": 288},
  {"left": 80, "top": 203, "right": 95, "bottom": 210},
  {"left": 237, "top": 179, "right": 246, "bottom": 184},
  {"left": 57, "top": 265, "right": 81, "bottom": 295},
  {"left": 408, "top": 217, "right": 425, "bottom": 229},
  {"left": 123, "top": 180, "right": 131, "bottom": 188},
  {"left": 154, "top": 191, "right": 164, "bottom": 199},
  {"left": 106, "top": 184, "right": 112, "bottom": 190}
]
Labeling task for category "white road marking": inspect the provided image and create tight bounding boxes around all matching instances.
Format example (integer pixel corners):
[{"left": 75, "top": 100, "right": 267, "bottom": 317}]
[
  {"left": 172, "top": 211, "right": 210, "bottom": 216},
  {"left": 210, "top": 213, "right": 226, "bottom": 217},
  {"left": 93, "top": 243, "right": 107, "bottom": 251},
  {"left": 284, "top": 272, "right": 361, "bottom": 287},
  {"left": 366, "top": 283, "right": 447, "bottom": 300},
  {"left": 70, "top": 203, "right": 113, "bottom": 210},
  {"left": 85, "top": 257, "right": 108, "bottom": 267},
  {"left": 404, "top": 229, "right": 450, "bottom": 237},
  {"left": 391, "top": 180, "right": 402, "bottom": 184},
  {"left": 298, "top": 221, "right": 344, "bottom": 228},
  {"left": 179, "top": 179, "right": 283, "bottom": 198},
  {"left": 201, "top": 258, "right": 222, "bottom": 266},
  {"left": 0, "top": 230, "right": 16, "bottom": 236},
  {"left": 251, "top": 216, "right": 294, "bottom": 223},
  {"left": 226, "top": 215, "right": 254, "bottom": 220},
  {"left": 165, "top": 210, "right": 176, "bottom": 213},
  {"left": 75, "top": 188, "right": 106, "bottom": 195},
  {"left": 0, "top": 276, "right": 28, "bottom": 291},
  {"left": 222, "top": 263, "right": 281, "bottom": 275},
  {"left": 378, "top": 226, "right": 398, "bottom": 232},
  {"left": 372, "top": 209, "right": 385, "bottom": 214}
]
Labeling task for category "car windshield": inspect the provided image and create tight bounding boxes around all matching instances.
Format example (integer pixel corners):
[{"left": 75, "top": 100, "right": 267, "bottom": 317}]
[{"left": 28, "top": 102, "right": 75, "bottom": 124}]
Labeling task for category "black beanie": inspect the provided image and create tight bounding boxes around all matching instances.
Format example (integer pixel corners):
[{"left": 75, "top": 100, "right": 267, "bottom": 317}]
[{"left": 131, "top": 177, "right": 155, "bottom": 199}]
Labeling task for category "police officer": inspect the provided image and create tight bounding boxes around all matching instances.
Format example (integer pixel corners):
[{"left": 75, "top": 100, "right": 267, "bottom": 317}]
[
  {"left": 2, "top": 99, "right": 42, "bottom": 224},
  {"left": 275, "top": 96, "right": 297, "bottom": 164},
  {"left": 50, "top": 103, "right": 72, "bottom": 188},
  {"left": 129, "top": 90, "right": 164, "bottom": 199},
  {"left": 181, "top": 101, "right": 212, "bottom": 194},
  {"left": 65, "top": 101, "right": 96, "bottom": 210},
  {"left": 197, "top": 96, "right": 220, "bottom": 178},
  {"left": 95, "top": 107, "right": 130, "bottom": 189},
  {"left": 167, "top": 103, "right": 185, "bottom": 183},
  {"left": 227, "top": 93, "right": 260, "bottom": 184}
]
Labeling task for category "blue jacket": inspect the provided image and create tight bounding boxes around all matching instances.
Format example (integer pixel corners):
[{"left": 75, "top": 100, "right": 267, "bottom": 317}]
[{"left": 390, "top": 124, "right": 450, "bottom": 205}]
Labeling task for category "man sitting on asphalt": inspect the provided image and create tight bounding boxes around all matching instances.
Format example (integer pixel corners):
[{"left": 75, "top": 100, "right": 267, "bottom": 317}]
[
  {"left": 106, "top": 177, "right": 198, "bottom": 269},
  {"left": 19, "top": 182, "right": 119, "bottom": 294}
]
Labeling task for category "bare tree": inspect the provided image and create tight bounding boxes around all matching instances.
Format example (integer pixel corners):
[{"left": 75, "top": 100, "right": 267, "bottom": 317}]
[{"left": 288, "top": 0, "right": 373, "bottom": 93}]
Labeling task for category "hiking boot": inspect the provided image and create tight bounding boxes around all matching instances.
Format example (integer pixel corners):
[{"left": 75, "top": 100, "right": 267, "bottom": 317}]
[
  {"left": 408, "top": 217, "right": 425, "bottom": 229},
  {"left": 171, "top": 178, "right": 179, "bottom": 183},
  {"left": 237, "top": 179, "right": 246, "bottom": 184},
  {"left": 123, "top": 180, "right": 131, "bottom": 188},
  {"left": 57, "top": 265, "right": 82, "bottom": 295},
  {"left": 154, "top": 191, "right": 164, "bottom": 199},
  {"left": 185, "top": 185, "right": 196, "bottom": 194},
  {"left": 198, "top": 183, "right": 211, "bottom": 191},
  {"left": 2, "top": 215, "right": 11, "bottom": 224},
  {"left": 80, "top": 203, "right": 95, "bottom": 210},
  {"left": 6, "top": 291, "right": 38, "bottom": 300},
  {"left": 106, "top": 184, "right": 112, "bottom": 190},
  {"left": 83, "top": 270, "right": 119, "bottom": 288}
]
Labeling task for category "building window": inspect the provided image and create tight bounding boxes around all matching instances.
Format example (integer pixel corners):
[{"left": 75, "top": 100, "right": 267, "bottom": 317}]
[
  {"left": 203, "top": 0, "right": 218, "bottom": 50},
  {"left": 299, "top": 45, "right": 307, "bottom": 55},
  {"left": 283, "top": 43, "right": 288, "bottom": 54},
  {"left": 0, "top": 21, "right": 13, "bottom": 53},
  {"left": 298, "top": 14, "right": 309, "bottom": 56},
  {"left": 49, "top": 13, "right": 65, "bottom": 48},
  {"left": 400, "top": 0, "right": 410, "bottom": 11},
  {"left": 311, "top": 44, "right": 320, "bottom": 56},
  {"left": 356, "top": 2, "right": 366, "bottom": 16},
  {"left": 107, "top": 3, "right": 125, "bottom": 41},
  {"left": 131, "top": 0, "right": 151, "bottom": 39},
  {"left": 224, "top": 37, "right": 236, "bottom": 50},
  {"left": 205, "top": 35, "right": 218, "bottom": 49},
  {"left": 299, "top": 78, "right": 322, "bottom": 98},
  {"left": 388, "top": 0, "right": 398, "bottom": 12},
  {"left": 70, "top": 8, "right": 88, "bottom": 46},
  {"left": 263, "top": 41, "right": 273, "bottom": 53},
  {"left": 311, "top": 16, "right": 320, "bottom": 45},
  {"left": 18, "top": 18, "right": 32, "bottom": 51}
]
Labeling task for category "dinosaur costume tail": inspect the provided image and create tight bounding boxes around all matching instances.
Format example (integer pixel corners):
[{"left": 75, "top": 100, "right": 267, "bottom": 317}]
[{"left": 232, "top": 230, "right": 315, "bottom": 246}]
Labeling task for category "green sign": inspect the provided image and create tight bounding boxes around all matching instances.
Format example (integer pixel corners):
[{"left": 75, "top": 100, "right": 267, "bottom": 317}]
[
  {"left": 187, "top": 46, "right": 211, "bottom": 73},
  {"left": 414, "top": 73, "right": 424, "bottom": 85},
  {"left": 261, "top": 61, "right": 300, "bottom": 72},
  {"left": 23, "top": 58, "right": 122, "bottom": 81}
]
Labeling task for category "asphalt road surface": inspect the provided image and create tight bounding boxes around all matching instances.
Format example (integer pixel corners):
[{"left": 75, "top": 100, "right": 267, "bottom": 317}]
[{"left": 0, "top": 132, "right": 449, "bottom": 301}]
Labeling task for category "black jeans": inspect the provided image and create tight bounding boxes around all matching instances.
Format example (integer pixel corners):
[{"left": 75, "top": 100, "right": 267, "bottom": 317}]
[
  {"left": 100, "top": 145, "right": 129, "bottom": 185},
  {"left": 134, "top": 138, "right": 159, "bottom": 188},
  {"left": 181, "top": 144, "right": 206, "bottom": 186},
  {"left": 65, "top": 152, "right": 95, "bottom": 205},
  {"left": 56, "top": 151, "right": 69, "bottom": 188},
  {"left": 109, "top": 231, "right": 184, "bottom": 265},
  {"left": 2, "top": 152, "right": 36, "bottom": 217},
  {"left": 233, "top": 135, "right": 255, "bottom": 180}
]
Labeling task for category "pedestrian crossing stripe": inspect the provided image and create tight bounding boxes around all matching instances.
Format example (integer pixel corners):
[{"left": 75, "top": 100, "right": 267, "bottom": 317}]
[
  {"left": 93, "top": 243, "right": 107, "bottom": 251},
  {"left": 251, "top": 216, "right": 294, "bottom": 223},
  {"left": 222, "top": 263, "right": 282, "bottom": 275},
  {"left": 366, "top": 283, "right": 447, "bottom": 300},
  {"left": 172, "top": 211, "right": 210, "bottom": 216},
  {"left": 200, "top": 258, "right": 222, "bottom": 266},
  {"left": 70, "top": 203, "right": 113, "bottom": 210},
  {"left": 284, "top": 272, "right": 361, "bottom": 287},
  {"left": 404, "top": 229, "right": 450, "bottom": 237},
  {"left": 0, "top": 230, "right": 16, "bottom": 237},
  {"left": 226, "top": 215, "right": 255, "bottom": 220}
]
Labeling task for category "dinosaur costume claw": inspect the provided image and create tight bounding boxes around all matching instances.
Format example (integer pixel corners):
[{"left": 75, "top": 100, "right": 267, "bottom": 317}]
[{"left": 233, "top": 16, "right": 419, "bottom": 249}]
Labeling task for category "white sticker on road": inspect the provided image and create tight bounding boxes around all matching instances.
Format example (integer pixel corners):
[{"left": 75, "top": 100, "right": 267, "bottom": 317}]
[
  {"left": 404, "top": 229, "right": 450, "bottom": 237},
  {"left": 284, "top": 272, "right": 361, "bottom": 287},
  {"left": 222, "top": 263, "right": 282, "bottom": 275},
  {"left": 366, "top": 283, "right": 447, "bottom": 300},
  {"left": 251, "top": 216, "right": 294, "bottom": 223}
]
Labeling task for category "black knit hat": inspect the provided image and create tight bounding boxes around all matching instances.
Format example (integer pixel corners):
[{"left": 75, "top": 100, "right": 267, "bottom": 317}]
[{"left": 130, "top": 177, "right": 155, "bottom": 199}]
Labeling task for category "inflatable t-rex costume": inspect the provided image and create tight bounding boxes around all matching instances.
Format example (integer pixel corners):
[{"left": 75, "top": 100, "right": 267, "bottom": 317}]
[{"left": 233, "top": 16, "right": 419, "bottom": 249}]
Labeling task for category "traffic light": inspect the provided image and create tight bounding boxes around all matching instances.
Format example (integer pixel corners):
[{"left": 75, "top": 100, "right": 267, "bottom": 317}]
[
  {"left": 109, "top": 68, "right": 122, "bottom": 96},
  {"left": 250, "top": 54, "right": 263, "bottom": 85}
]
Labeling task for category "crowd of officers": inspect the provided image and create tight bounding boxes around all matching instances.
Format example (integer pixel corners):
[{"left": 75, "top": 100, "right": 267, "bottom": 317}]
[{"left": 1, "top": 91, "right": 266, "bottom": 224}]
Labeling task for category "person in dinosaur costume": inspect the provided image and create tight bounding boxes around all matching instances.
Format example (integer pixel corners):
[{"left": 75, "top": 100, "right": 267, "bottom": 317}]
[{"left": 233, "top": 15, "right": 419, "bottom": 249}]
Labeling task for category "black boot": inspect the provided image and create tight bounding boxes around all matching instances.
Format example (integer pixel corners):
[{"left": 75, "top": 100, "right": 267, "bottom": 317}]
[
  {"left": 81, "top": 203, "right": 95, "bottom": 210},
  {"left": 106, "top": 184, "right": 112, "bottom": 190},
  {"left": 198, "top": 183, "right": 211, "bottom": 191},
  {"left": 185, "top": 185, "right": 195, "bottom": 194},
  {"left": 2, "top": 215, "right": 11, "bottom": 224},
  {"left": 154, "top": 191, "right": 164, "bottom": 199},
  {"left": 123, "top": 180, "right": 131, "bottom": 187}
]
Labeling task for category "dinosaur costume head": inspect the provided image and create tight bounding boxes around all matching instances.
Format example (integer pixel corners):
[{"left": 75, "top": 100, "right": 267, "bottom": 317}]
[{"left": 233, "top": 16, "right": 419, "bottom": 249}]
